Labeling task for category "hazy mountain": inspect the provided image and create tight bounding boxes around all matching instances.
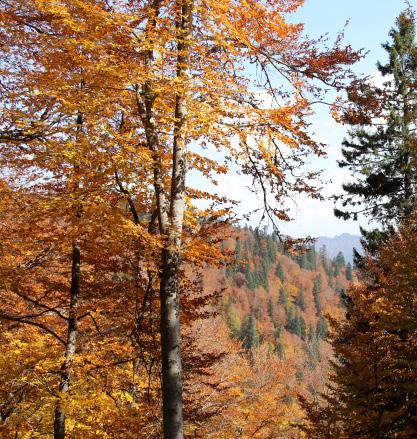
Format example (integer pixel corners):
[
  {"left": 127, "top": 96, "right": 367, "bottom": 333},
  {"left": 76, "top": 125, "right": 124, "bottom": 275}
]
[{"left": 315, "top": 233, "right": 362, "bottom": 264}]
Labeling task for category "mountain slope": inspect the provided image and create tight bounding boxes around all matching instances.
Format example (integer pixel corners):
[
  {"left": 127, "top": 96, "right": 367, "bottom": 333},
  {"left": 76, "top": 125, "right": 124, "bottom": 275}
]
[{"left": 198, "top": 226, "right": 354, "bottom": 437}]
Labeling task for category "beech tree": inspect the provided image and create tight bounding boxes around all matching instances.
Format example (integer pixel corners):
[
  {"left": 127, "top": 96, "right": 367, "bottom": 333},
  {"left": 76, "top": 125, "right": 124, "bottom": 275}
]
[
  {"left": 114, "top": 2, "right": 359, "bottom": 436},
  {"left": 0, "top": 1, "right": 361, "bottom": 438}
]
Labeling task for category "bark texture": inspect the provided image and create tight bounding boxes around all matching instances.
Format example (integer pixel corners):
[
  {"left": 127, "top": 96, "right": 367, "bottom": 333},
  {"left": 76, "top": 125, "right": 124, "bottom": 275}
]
[
  {"left": 159, "top": 1, "right": 193, "bottom": 438},
  {"left": 53, "top": 241, "right": 80, "bottom": 439}
]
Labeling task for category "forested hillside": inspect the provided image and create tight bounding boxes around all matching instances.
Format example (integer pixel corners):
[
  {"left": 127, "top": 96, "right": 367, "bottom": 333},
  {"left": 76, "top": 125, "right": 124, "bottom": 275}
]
[{"left": 198, "top": 226, "right": 353, "bottom": 435}]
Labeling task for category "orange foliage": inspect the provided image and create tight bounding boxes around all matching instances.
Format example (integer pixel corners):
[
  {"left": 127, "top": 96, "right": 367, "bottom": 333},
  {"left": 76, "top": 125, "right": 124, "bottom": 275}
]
[{"left": 0, "top": 0, "right": 360, "bottom": 437}]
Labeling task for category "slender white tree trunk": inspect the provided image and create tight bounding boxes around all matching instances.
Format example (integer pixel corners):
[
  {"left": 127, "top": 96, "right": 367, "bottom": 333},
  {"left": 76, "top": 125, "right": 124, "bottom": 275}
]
[{"left": 159, "top": 2, "right": 193, "bottom": 437}]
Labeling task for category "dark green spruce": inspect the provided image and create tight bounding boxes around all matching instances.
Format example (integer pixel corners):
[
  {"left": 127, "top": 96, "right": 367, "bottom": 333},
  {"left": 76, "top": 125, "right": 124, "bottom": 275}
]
[{"left": 335, "top": 9, "right": 417, "bottom": 256}]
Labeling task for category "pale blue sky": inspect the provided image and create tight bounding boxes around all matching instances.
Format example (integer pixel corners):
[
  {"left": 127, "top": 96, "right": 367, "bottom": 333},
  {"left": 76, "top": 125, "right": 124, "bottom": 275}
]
[{"left": 297, "top": 0, "right": 411, "bottom": 71}]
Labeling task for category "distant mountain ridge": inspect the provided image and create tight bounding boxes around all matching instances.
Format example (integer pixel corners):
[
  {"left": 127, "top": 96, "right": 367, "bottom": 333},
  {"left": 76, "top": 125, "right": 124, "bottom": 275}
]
[{"left": 315, "top": 233, "right": 362, "bottom": 264}]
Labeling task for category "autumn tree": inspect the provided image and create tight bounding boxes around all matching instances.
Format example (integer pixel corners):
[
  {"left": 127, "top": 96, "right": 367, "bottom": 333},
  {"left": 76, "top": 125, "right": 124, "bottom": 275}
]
[
  {"left": 0, "top": 4, "right": 147, "bottom": 438},
  {"left": 304, "top": 219, "right": 417, "bottom": 438},
  {"left": 0, "top": 2, "right": 173, "bottom": 437},
  {"left": 136, "top": 1, "right": 361, "bottom": 430},
  {"left": 0, "top": 0, "right": 361, "bottom": 438}
]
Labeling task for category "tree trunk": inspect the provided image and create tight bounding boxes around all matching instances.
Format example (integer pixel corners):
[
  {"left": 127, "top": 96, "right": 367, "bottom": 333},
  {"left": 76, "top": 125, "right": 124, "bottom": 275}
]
[
  {"left": 159, "top": 2, "right": 192, "bottom": 438},
  {"left": 160, "top": 248, "right": 183, "bottom": 439},
  {"left": 53, "top": 241, "right": 80, "bottom": 439}
]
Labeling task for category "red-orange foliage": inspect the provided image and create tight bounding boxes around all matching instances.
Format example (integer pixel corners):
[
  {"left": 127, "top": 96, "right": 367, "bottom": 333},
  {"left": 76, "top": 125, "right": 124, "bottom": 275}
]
[{"left": 0, "top": 0, "right": 360, "bottom": 437}]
